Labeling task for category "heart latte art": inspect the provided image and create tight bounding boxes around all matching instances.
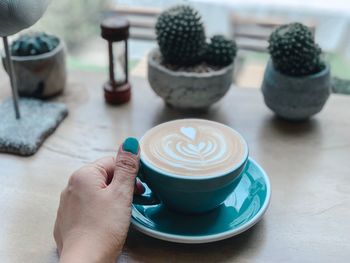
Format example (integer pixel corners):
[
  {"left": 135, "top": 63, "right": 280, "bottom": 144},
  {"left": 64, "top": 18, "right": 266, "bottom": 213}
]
[{"left": 140, "top": 119, "right": 247, "bottom": 177}]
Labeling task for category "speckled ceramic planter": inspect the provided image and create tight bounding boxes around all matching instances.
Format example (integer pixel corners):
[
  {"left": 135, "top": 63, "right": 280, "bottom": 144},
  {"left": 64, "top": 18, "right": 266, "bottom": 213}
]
[
  {"left": 262, "top": 60, "right": 331, "bottom": 121},
  {"left": 2, "top": 39, "right": 66, "bottom": 99},
  {"left": 148, "top": 48, "right": 234, "bottom": 110}
]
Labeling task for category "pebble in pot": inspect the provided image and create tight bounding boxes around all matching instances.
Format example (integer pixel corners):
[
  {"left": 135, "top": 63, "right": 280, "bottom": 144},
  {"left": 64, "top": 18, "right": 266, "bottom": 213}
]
[
  {"left": 2, "top": 32, "right": 66, "bottom": 99},
  {"left": 261, "top": 23, "right": 331, "bottom": 121}
]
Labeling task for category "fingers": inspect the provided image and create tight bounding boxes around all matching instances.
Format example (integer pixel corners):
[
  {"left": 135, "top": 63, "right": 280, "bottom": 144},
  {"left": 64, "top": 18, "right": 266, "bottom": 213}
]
[
  {"left": 91, "top": 156, "right": 145, "bottom": 194},
  {"left": 68, "top": 137, "right": 143, "bottom": 201},
  {"left": 66, "top": 157, "right": 116, "bottom": 191},
  {"left": 110, "top": 143, "right": 140, "bottom": 203},
  {"left": 91, "top": 156, "right": 115, "bottom": 185}
]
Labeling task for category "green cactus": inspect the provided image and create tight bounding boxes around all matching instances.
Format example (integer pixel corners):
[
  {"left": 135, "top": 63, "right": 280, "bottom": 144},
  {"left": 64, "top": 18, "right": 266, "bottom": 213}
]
[
  {"left": 11, "top": 32, "right": 60, "bottom": 56},
  {"left": 155, "top": 5, "right": 206, "bottom": 66},
  {"left": 205, "top": 35, "right": 237, "bottom": 67},
  {"left": 268, "top": 22, "right": 325, "bottom": 76}
]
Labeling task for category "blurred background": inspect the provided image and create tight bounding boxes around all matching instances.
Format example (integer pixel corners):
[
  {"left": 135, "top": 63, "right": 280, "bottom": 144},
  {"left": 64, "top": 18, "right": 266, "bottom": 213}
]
[{"left": 23, "top": 0, "right": 350, "bottom": 92}]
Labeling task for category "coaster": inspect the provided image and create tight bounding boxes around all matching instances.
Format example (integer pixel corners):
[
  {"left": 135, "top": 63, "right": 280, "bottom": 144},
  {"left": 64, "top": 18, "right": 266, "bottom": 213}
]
[{"left": 0, "top": 98, "right": 68, "bottom": 156}]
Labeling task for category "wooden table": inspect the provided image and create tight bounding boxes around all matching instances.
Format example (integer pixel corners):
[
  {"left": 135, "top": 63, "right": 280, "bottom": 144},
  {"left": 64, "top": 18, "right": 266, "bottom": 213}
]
[{"left": 0, "top": 71, "right": 349, "bottom": 263}]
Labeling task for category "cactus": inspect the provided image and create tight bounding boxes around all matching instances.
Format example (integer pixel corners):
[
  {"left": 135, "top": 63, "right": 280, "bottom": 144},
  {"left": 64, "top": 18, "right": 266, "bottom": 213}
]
[
  {"left": 205, "top": 35, "right": 237, "bottom": 67},
  {"left": 268, "top": 22, "right": 325, "bottom": 76},
  {"left": 11, "top": 32, "right": 60, "bottom": 56},
  {"left": 155, "top": 5, "right": 206, "bottom": 66}
]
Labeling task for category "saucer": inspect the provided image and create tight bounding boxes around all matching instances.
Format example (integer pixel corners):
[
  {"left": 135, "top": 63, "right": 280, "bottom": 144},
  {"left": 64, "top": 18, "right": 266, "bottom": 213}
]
[{"left": 131, "top": 158, "right": 271, "bottom": 244}]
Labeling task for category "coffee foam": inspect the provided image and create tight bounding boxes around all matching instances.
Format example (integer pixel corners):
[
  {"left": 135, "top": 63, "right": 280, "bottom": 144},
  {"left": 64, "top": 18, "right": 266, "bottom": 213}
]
[{"left": 140, "top": 119, "right": 247, "bottom": 177}]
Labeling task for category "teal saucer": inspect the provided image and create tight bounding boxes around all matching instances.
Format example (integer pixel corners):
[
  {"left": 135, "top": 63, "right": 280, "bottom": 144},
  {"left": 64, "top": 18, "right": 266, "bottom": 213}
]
[{"left": 131, "top": 158, "right": 271, "bottom": 244}]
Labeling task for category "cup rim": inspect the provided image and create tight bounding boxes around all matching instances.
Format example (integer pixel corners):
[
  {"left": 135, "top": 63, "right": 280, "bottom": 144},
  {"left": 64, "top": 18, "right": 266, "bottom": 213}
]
[{"left": 139, "top": 119, "right": 249, "bottom": 180}]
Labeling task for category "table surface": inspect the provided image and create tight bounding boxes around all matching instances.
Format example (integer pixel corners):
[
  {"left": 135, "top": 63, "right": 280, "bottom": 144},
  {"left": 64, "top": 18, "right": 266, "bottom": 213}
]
[{"left": 0, "top": 70, "right": 349, "bottom": 263}]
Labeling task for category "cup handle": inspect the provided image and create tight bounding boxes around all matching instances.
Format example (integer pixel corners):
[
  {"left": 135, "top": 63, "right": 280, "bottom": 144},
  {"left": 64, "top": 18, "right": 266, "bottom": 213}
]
[{"left": 132, "top": 169, "right": 160, "bottom": 206}]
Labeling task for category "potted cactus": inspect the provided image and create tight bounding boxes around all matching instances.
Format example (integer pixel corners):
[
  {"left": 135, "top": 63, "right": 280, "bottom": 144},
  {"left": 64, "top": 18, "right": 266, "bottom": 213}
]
[
  {"left": 2, "top": 32, "right": 66, "bottom": 99},
  {"left": 148, "top": 5, "right": 237, "bottom": 110},
  {"left": 262, "top": 23, "right": 331, "bottom": 121}
]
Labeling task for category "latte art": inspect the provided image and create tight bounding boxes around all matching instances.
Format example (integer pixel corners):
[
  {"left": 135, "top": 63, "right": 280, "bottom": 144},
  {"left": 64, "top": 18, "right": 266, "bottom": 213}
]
[
  {"left": 157, "top": 128, "right": 228, "bottom": 171},
  {"left": 141, "top": 119, "right": 247, "bottom": 177}
]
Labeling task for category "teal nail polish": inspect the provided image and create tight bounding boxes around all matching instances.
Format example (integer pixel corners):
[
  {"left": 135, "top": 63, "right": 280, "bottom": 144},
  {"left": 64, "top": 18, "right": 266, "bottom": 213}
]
[{"left": 123, "top": 137, "right": 139, "bottom": 155}]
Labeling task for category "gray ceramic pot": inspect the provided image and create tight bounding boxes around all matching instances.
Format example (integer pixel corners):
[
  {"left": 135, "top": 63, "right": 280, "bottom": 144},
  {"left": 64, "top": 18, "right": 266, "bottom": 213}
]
[
  {"left": 262, "top": 60, "right": 331, "bottom": 121},
  {"left": 2, "top": 39, "right": 66, "bottom": 99},
  {"left": 148, "top": 48, "right": 234, "bottom": 110}
]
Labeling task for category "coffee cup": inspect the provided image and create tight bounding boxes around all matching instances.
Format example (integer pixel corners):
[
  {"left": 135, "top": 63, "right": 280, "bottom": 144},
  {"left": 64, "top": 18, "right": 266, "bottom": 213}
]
[{"left": 133, "top": 119, "right": 249, "bottom": 214}]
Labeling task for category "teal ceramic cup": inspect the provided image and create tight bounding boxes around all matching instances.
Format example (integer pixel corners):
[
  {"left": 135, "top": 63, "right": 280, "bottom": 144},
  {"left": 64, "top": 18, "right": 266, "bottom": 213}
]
[
  {"left": 133, "top": 159, "right": 247, "bottom": 214},
  {"left": 132, "top": 119, "right": 249, "bottom": 214}
]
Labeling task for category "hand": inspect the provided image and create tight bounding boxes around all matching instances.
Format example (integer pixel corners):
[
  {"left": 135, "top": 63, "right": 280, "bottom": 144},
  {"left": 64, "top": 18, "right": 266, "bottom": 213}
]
[{"left": 54, "top": 142, "right": 144, "bottom": 263}]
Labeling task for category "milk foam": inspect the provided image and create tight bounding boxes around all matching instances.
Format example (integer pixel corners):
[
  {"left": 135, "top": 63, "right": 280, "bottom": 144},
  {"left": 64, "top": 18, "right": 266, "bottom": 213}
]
[{"left": 140, "top": 119, "right": 247, "bottom": 177}]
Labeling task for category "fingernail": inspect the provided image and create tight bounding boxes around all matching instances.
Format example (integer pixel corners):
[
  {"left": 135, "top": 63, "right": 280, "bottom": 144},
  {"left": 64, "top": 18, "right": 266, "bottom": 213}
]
[{"left": 123, "top": 137, "right": 139, "bottom": 155}]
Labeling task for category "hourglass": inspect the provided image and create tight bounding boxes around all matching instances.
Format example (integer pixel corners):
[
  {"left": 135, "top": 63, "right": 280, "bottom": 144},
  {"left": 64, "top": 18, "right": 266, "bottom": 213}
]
[{"left": 101, "top": 16, "right": 131, "bottom": 105}]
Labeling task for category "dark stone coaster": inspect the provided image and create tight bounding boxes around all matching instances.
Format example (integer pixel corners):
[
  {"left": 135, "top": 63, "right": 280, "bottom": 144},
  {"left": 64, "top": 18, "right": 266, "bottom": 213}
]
[{"left": 0, "top": 98, "right": 68, "bottom": 156}]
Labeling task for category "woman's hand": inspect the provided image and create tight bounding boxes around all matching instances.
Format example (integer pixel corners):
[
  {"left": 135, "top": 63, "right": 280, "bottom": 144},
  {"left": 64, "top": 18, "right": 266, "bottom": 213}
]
[{"left": 54, "top": 139, "right": 144, "bottom": 263}]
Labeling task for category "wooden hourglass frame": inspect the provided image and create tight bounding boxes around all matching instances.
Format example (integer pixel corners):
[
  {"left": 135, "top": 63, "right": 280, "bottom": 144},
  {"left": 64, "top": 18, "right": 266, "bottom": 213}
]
[{"left": 101, "top": 17, "right": 131, "bottom": 105}]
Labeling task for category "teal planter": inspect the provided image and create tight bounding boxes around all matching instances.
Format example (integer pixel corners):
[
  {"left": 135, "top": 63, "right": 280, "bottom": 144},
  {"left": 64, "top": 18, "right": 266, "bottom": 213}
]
[{"left": 262, "top": 60, "right": 331, "bottom": 121}]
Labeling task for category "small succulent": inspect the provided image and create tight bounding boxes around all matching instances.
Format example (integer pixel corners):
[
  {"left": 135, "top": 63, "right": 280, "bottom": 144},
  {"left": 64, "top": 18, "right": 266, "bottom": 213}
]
[
  {"left": 268, "top": 22, "right": 325, "bottom": 76},
  {"left": 11, "top": 32, "right": 60, "bottom": 56},
  {"left": 205, "top": 35, "right": 237, "bottom": 67},
  {"left": 155, "top": 5, "right": 206, "bottom": 66}
]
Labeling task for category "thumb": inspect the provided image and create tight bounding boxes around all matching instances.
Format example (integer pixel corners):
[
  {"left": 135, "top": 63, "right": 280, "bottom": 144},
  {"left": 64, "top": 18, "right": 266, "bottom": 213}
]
[{"left": 110, "top": 138, "right": 140, "bottom": 203}]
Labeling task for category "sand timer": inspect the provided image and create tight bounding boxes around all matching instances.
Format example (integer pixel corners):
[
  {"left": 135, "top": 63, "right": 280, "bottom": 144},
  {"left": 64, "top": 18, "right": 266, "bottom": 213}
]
[{"left": 101, "top": 16, "right": 131, "bottom": 105}]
